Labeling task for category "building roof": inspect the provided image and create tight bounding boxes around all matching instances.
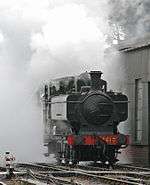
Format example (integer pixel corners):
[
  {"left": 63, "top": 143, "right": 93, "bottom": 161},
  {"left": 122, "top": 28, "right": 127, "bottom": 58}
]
[{"left": 116, "top": 35, "right": 150, "bottom": 52}]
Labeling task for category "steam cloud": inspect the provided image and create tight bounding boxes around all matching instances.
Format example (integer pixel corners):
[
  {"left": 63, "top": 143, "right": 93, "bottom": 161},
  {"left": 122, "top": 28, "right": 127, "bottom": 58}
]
[
  {"left": 30, "top": 2, "right": 109, "bottom": 80},
  {"left": 0, "top": 0, "right": 149, "bottom": 162},
  {"left": 108, "top": 0, "right": 150, "bottom": 41}
]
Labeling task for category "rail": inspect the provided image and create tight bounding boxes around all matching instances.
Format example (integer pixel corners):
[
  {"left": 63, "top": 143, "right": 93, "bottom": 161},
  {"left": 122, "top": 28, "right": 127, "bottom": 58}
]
[{"left": 15, "top": 163, "right": 150, "bottom": 185}]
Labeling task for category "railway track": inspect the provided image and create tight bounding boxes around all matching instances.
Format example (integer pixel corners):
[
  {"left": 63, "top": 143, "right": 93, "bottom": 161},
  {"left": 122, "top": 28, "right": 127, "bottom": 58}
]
[
  {"left": 15, "top": 162, "right": 150, "bottom": 184},
  {"left": 33, "top": 162, "right": 150, "bottom": 173},
  {"left": 28, "top": 170, "right": 142, "bottom": 185}
]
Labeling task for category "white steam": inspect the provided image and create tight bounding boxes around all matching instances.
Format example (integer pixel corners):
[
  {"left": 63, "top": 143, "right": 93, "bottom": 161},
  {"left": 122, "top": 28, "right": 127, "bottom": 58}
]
[
  {"left": 0, "top": 0, "right": 110, "bottom": 162},
  {"left": 108, "top": 0, "right": 150, "bottom": 40},
  {"left": 30, "top": 3, "right": 109, "bottom": 80},
  {"left": 1, "top": 0, "right": 147, "bottom": 162}
]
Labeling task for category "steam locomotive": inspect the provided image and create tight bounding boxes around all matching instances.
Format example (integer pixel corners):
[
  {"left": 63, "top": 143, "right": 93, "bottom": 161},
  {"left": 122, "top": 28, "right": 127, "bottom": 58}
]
[{"left": 42, "top": 71, "right": 129, "bottom": 166}]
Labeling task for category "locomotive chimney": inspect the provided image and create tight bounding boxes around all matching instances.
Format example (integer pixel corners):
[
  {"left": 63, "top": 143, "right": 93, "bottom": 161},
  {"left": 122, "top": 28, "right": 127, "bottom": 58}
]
[{"left": 90, "top": 71, "right": 107, "bottom": 91}]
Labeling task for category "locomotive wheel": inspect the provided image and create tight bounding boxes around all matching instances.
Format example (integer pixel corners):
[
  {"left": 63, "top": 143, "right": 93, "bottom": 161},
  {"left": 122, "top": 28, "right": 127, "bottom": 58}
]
[
  {"left": 55, "top": 153, "right": 68, "bottom": 165},
  {"left": 56, "top": 155, "right": 69, "bottom": 165},
  {"left": 68, "top": 160, "right": 78, "bottom": 166},
  {"left": 61, "top": 159, "right": 69, "bottom": 165},
  {"left": 73, "top": 161, "right": 78, "bottom": 165},
  {"left": 55, "top": 155, "right": 61, "bottom": 165}
]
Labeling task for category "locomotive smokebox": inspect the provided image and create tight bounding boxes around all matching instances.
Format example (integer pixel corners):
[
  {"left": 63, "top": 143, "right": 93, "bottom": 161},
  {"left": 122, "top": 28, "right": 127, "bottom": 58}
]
[{"left": 90, "top": 71, "right": 104, "bottom": 91}]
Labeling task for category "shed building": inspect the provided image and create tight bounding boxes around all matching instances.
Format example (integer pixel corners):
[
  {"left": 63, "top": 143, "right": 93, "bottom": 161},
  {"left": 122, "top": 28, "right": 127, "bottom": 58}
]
[{"left": 116, "top": 37, "right": 150, "bottom": 165}]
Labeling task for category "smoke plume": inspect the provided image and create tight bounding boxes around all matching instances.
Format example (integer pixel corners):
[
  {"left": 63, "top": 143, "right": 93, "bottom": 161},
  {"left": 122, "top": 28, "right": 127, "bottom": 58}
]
[
  {"left": 0, "top": 0, "right": 149, "bottom": 163},
  {"left": 108, "top": 0, "right": 150, "bottom": 41},
  {"left": 0, "top": 0, "right": 110, "bottom": 162}
]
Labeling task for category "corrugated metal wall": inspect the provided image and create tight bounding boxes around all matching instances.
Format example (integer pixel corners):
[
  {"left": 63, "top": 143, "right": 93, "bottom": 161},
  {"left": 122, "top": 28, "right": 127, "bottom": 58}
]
[{"left": 123, "top": 47, "right": 150, "bottom": 145}]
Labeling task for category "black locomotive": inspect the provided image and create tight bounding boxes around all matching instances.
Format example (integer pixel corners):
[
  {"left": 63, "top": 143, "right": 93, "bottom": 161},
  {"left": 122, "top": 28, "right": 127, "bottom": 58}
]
[{"left": 42, "top": 71, "right": 129, "bottom": 166}]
